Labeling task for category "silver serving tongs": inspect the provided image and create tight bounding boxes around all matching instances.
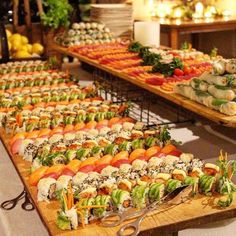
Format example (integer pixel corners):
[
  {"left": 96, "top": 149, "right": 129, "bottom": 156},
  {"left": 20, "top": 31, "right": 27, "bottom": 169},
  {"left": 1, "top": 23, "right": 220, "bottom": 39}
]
[
  {"left": 101, "top": 185, "right": 192, "bottom": 235},
  {"left": 117, "top": 185, "right": 193, "bottom": 236}
]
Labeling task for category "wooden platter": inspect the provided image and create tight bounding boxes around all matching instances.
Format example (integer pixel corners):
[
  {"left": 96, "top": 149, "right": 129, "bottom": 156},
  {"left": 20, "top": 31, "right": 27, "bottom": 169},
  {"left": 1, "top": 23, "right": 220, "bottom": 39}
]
[
  {"left": 52, "top": 44, "right": 236, "bottom": 128},
  {"left": 2, "top": 128, "right": 236, "bottom": 236}
]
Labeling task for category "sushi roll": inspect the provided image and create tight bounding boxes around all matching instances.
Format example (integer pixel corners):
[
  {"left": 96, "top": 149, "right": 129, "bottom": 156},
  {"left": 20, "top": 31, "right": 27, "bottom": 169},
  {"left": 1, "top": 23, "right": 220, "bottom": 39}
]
[
  {"left": 172, "top": 169, "right": 187, "bottom": 182},
  {"left": 189, "top": 167, "right": 204, "bottom": 178},
  {"left": 79, "top": 187, "right": 97, "bottom": 199},
  {"left": 93, "top": 195, "right": 112, "bottom": 218},
  {"left": 131, "top": 185, "right": 149, "bottom": 209},
  {"left": 180, "top": 153, "right": 194, "bottom": 163},
  {"left": 225, "top": 59, "right": 236, "bottom": 74},
  {"left": 98, "top": 180, "right": 117, "bottom": 195},
  {"left": 56, "top": 207, "right": 78, "bottom": 230},
  {"left": 56, "top": 175, "right": 72, "bottom": 191},
  {"left": 165, "top": 179, "right": 182, "bottom": 193},
  {"left": 148, "top": 182, "right": 165, "bottom": 202},
  {"left": 101, "top": 165, "right": 119, "bottom": 177},
  {"left": 155, "top": 173, "right": 171, "bottom": 184},
  {"left": 72, "top": 172, "right": 88, "bottom": 186},
  {"left": 111, "top": 189, "right": 131, "bottom": 211},
  {"left": 118, "top": 179, "right": 133, "bottom": 192},
  {"left": 184, "top": 176, "right": 198, "bottom": 194},
  {"left": 77, "top": 198, "right": 95, "bottom": 225},
  {"left": 199, "top": 174, "right": 216, "bottom": 195},
  {"left": 37, "top": 177, "right": 56, "bottom": 202},
  {"left": 204, "top": 163, "right": 220, "bottom": 176}
]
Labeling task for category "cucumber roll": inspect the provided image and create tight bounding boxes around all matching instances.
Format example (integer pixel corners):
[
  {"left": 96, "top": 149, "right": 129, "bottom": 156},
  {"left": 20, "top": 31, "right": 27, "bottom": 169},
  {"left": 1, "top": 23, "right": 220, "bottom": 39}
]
[
  {"left": 148, "top": 183, "right": 165, "bottom": 202},
  {"left": 111, "top": 189, "right": 131, "bottom": 211},
  {"left": 166, "top": 179, "right": 182, "bottom": 193},
  {"left": 93, "top": 195, "right": 112, "bottom": 218},
  {"left": 199, "top": 175, "right": 215, "bottom": 195},
  {"left": 131, "top": 185, "right": 149, "bottom": 209}
]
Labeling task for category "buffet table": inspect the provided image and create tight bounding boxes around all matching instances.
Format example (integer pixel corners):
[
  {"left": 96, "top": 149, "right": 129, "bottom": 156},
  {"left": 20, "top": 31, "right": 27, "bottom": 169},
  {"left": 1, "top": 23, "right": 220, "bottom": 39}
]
[
  {"left": 52, "top": 44, "right": 236, "bottom": 128},
  {"left": 157, "top": 18, "right": 236, "bottom": 50}
]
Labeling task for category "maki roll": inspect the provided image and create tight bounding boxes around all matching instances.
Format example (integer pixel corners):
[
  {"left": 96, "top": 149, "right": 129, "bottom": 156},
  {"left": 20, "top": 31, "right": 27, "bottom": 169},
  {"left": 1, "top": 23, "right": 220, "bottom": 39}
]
[
  {"left": 56, "top": 175, "right": 72, "bottom": 191},
  {"left": 184, "top": 176, "right": 198, "bottom": 194},
  {"left": 131, "top": 185, "right": 149, "bottom": 209},
  {"left": 199, "top": 174, "right": 216, "bottom": 195},
  {"left": 165, "top": 179, "right": 182, "bottom": 193},
  {"left": 204, "top": 163, "right": 219, "bottom": 176},
  {"left": 77, "top": 198, "right": 95, "bottom": 224},
  {"left": 172, "top": 169, "right": 187, "bottom": 182},
  {"left": 93, "top": 195, "right": 112, "bottom": 218},
  {"left": 148, "top": 183, "right": 165, "bottom": 202},
  {"left": 37, "top": 177, "right": 56, "bottom": 202},
  {"left": 118, "top": 179, "right": 133, "bottom": 192},
  {"left": 98, "top": 181, "right": 117, "bottom": 195},
  {"left": 79, "top": 187, "right": 97, "bottom": 199},
  {"left": 56, "top": 208, "right": 78, "bottom": 230},
  {"left": 111, "top": 189, "right": 131, "bottom": 211},
  {"left": 155, "top": 173, "right": 171, "bottom": 184}
]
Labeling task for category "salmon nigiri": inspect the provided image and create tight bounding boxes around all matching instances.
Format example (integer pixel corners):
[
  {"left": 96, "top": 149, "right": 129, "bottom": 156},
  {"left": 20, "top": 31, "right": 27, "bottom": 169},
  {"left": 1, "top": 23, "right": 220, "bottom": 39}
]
[{"left": 129, "top": 149, "right": 146, "bottom": 163}]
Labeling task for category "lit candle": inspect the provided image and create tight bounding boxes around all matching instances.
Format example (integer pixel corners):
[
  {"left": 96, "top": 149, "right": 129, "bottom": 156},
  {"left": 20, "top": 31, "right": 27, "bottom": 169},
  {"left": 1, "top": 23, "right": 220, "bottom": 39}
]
[
  {"left": 222, "top": 10, "right": 231, "bottom": 17},
  {"left": 173, "top": 8, "right": 182, "bottom": 19},
  {"left": 204, "top": 11, "right": 212, "bottom": 18},
  {"left": 195, "top": 2, "right": 204, "bottom": 18},
  {"left": 134, "top": 21, "right": 160, "bottom": 47}
]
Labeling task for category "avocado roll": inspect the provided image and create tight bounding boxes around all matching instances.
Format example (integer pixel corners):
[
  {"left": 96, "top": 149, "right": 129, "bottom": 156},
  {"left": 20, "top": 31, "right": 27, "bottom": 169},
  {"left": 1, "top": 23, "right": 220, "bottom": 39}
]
[
  {"left": 166, "top": 179, "right": 182, "bottom": 193},
  {"left": 184, "top": 176, "right": 198, "bottom": 194},
  {"left": 104, "top": 144, "right": 119, "bottom": 156},
  {"left": 111, "top": 189, "right": 131, "bottom": 211},
  {"left": 37, "top": 177, "right": 56, "bottom": 202},
  {"left": 77, "top": 197, "right": 95, "bottom": 224},
  {"left": 131, "top": 185, "right": 149, "bottom": 209},
  {"left": 56, "top": 208, "right": 78, "bottom": 230},
  {"left": 93, "top": 195, "right": 112, "bottom": 218},
  {"left": 199, "top": 174, "right": 215, "bottom": 195},
  {"left": 148, "top": 182, "right": 165, "bottom": 202},
  {"left": 216, "top": 176, "right": 236, "bottom": 195}
]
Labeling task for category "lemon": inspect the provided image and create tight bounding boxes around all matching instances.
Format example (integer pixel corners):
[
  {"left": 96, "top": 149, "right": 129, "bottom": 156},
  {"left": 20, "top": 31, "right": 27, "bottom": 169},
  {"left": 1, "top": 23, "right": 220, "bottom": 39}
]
[
  {"left": 9, "top": 33, "right": 22, "bottom": 43},
  {"left": 32, "top": 43, "right": 44, "bottom": 55},
  {"left": 6, "top": 29, "right": 12, "bottom": 38},
  {"left": 11, "top": 40, "right": 22, "bottom": 52},
  {"left": 14, "top": 50, "right": 31, "bottom": 59},
  {"left": 21, "top": 35, "right": 29, "bottom": 45},
  {"left": 26, "top": 44, "right": 33, "bottom": 54},
  {"left": 20, "top": 45, "right": 29, "bottom": 52}
]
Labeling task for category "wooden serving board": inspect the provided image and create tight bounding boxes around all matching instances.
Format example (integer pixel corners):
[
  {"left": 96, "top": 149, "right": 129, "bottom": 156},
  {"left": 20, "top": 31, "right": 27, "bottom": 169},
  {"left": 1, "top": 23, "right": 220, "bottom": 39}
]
[
  {"left": 52, "top": 44, "right": 236, "bottom": 128},
  {"left": 2, "top": 129, "right": 236, "bottom": 236}
]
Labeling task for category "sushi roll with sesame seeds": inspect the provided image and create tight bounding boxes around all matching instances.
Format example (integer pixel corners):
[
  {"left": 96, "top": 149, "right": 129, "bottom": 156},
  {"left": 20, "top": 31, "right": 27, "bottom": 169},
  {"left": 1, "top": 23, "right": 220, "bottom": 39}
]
[{"left": 37, "top": 177, "right": 56, "bottom": 202}]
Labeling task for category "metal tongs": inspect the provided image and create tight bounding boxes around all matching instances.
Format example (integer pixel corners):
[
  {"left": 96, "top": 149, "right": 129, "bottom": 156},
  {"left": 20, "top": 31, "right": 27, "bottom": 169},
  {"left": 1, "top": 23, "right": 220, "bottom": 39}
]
[{"left": 101, "top": 185, "right": 193, "bottom": 236}]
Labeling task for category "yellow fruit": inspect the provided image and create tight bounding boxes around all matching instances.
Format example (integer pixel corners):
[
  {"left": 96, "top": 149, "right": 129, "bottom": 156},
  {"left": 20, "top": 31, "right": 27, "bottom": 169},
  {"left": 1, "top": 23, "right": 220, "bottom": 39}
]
[
  {"left": 32, "top": 43, "right": 44, "bottom": 55},
  {"left": 20, "top": 45, "right": 28, "bottom": 52},
  {"left": 14, "top": 50, "right": 31, "bottom": 59},
  {"left": 26, "top": 44, "right": 33, "bottom": 53},
  {"left": 21, "top": 36, "right": 29, "bottom": 45},
  {"left": 11, "top": 40, "right": 22, "bottom": 52},
  {"left": 9, "top": 33, "right": 22, "bottom": 43},
  {"left": 6, "top": 29, "right": 12, "bottom": 38}
]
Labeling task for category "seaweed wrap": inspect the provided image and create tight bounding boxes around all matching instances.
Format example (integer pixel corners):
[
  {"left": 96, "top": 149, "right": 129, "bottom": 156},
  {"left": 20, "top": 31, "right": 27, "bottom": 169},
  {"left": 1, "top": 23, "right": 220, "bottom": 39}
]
[
  {"left": 131, "top": 185, "right": 149, "bottom": 209},
  {"left": 148, "top": 182, "right": 165, "bottom": 202},
  {"left": 111, "top": 189, "right": 131, "bottom": 211},
  {"left": 199, "top": 174, "right": 215, "bottom": 195},
  {"left": 165, "top": 179, "right": 182, "bottom": 193}
]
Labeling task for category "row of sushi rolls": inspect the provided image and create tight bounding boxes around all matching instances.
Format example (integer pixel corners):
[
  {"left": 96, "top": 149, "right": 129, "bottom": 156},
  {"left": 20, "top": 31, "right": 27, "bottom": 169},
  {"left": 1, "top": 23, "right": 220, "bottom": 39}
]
[
  {"left": 0, "top": 58, "right": 235, "bottom": 232},
  {"left": 175, "top": 58, "right": 236, "bottom": 115}
]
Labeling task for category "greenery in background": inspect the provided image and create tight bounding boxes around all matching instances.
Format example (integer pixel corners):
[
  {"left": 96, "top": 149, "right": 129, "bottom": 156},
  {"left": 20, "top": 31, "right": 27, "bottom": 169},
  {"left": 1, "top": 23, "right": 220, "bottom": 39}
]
[
  {"left": 41, "top": 0, "right": 72, "bottom": 30},
  {"left": 128, "top": 41, "right": 183, "bottom": 76}
]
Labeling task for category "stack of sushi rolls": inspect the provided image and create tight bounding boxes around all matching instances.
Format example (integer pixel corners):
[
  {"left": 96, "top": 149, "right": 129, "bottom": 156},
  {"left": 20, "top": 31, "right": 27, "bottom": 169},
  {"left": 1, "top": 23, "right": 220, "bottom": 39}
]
[
  {"left": 0, "top": 60, "right": 53, "bottom": 75},
  {"left": 54, "top": 160, "right": 223, "bottom": 230},
  {"left": 55, "top": 22, "right": 117, "bottom": 47},
  {"left": 0, "top": 70, "right": 71, "bottom": 91},
  {"left": 175, "top": 58, "right": 236, "bottom": 115}
]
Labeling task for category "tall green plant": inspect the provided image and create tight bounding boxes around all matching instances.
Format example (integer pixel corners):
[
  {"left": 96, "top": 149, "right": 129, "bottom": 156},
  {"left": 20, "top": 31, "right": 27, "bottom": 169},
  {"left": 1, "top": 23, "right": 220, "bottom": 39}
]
[{"left": 41, "top": 0, "right": 72, "bottom": 30}]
